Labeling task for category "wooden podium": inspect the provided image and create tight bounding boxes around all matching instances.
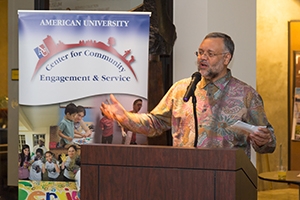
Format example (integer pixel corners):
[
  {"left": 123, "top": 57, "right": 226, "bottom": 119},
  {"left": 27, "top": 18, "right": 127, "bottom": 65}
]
[{"left": 81, "top": 144, "right": 257, "bottom": 200}]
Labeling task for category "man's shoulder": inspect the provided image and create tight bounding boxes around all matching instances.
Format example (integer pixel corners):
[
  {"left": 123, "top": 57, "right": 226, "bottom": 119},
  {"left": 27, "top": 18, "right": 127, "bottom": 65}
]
[
  {"left": 175, "top": 77, "right": 191, "bottom": 84},
  {"left": 161, "top": 77, "right": 193, "bottom": 98},
  {"left": 171, "top": 77, "right": 191, "bottom": 89},
  {"left": 229, "top": 77, "right": 258, "bottom": 95},
  {"left": 230, "top": 77, "right": 255, "bottom": 89}
]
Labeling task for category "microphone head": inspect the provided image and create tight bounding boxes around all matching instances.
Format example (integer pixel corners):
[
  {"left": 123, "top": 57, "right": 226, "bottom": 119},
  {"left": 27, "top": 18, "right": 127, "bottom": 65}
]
[
  {"left": 192, "top": 72, "right": 201, "bottom": 82},
  {"left": 182, "top": 72, "right": 202, "bottom": 102}
]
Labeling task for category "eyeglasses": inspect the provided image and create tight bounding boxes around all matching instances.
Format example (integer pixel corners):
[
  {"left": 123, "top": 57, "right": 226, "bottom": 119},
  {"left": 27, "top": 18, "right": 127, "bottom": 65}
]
[{"left": 195, "top": 50, "right": 228, "bottom": 58}]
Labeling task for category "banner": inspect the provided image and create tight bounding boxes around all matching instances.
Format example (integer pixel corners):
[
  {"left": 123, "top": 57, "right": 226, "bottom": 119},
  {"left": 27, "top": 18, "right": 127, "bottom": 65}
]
[
  {"left": 19, "top": 10, "right": 150, "bottom": 105},
  {"left": 18, "top": 10, "right": 150, "bottom": 199}
]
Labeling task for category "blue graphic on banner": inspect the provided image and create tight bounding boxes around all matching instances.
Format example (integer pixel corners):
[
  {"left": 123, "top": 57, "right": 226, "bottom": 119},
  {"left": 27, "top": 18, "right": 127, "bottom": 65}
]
[{"left": 34, "top": 44, "right": 49, "bottom": 59}]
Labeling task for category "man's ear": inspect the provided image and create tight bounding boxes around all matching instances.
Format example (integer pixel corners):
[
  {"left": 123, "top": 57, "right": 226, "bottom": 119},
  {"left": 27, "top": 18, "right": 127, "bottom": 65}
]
[{"left": 224, "top": 53, "right": 232, "bottom": 65}]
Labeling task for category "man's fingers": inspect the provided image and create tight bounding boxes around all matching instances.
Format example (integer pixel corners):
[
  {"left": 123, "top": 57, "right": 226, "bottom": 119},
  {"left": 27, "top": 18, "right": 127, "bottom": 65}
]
[
  {"left": 110, "top": 94, "right": 117, "bottom": 103},
  {"left": 250, "top": 132, "right": 271, "bottom": 146}
]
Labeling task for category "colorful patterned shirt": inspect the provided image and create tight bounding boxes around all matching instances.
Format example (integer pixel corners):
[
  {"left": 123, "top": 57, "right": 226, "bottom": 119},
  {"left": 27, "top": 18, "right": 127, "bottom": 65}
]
[{"left": 120, "top": 70, "right": 276, "bottom": 158}]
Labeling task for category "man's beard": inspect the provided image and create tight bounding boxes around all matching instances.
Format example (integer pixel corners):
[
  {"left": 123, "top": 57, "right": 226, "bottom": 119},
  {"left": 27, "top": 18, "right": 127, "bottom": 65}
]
[{"left": 200, "top": 68, "right": 218, "bottom": 81}]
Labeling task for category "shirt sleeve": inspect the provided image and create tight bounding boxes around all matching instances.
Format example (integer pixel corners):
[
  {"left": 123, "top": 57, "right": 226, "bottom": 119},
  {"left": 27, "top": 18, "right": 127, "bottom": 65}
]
[
  {"left": 247, "top": 92, "right": 276, "bottom": 153},
  {"left": 58, "top": 121, "right": 66, "bottom": 134},
  {"left": 118, "top": 82, "right": 182, "bottom": 137}
]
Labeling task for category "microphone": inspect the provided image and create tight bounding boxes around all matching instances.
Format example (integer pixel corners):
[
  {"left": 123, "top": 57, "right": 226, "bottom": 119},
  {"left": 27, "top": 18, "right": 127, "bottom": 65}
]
[{"left": 183, "top": 72, "right": 201, "bottom": 102}]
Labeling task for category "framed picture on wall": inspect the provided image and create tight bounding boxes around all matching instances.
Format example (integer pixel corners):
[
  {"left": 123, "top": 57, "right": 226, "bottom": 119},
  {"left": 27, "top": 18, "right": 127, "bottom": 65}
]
[
  {"left": 291, "top": 87, "right": 300, "bottom": 141},
  {"left": 291, "top": 50, "right": 300, "bottom": 141},
  {"left": 291, "top": 51, "right": 300, "bottom": 141},
  {"left": 294, "top": 51, "right": 300, "bottom": 88},
  {"left": 291, "top": 52, "right": 300, "bottom": 141}
]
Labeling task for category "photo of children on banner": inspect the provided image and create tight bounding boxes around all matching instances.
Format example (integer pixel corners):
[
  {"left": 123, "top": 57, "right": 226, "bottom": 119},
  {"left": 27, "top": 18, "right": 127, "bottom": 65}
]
[
  {"left": 18, "top": 144, "right": 31, "bottom": 180},
  {"left": 121, "top": 99, "right": 143, "bottom": 145},
  {"left": 74, "top": 156, "right": 81, "bottom": 200},
  {"left": 57, "top": 103, "right": 94, "bottom": 148},
  {"left": 29, "top": 148, "right": 44, "bottom": 181},
  {"left": 32, "top": 138, "right": 48, "bottom": 156},
  {"left": 92, "top": 96, "right": 148, "bottom": 145},
  {"left": 57, "top": 103, "right": 78, "bottom": 148},
  {"left": 42, "top": 151, "right": 60, "bottom": 181},
  {"left": 40, "top": 147, "right": 80, "bottom": 183},
  {"left": 100, "top": 111, "right": 114, "bottom": 144},
  {"left": 61, "top": 145, "right": 80, "bottom": 182},
  {"left": 74, "top": 105, "right": 92, "bottom": 138},
  {"left": 17, "top": 143, "right": 81, "bottom": 183}
]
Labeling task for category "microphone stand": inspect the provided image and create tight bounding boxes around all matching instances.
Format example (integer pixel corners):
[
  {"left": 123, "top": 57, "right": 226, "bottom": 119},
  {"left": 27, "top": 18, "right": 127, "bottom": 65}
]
[{"left": 192, "top": 94, "right": 198, "bottom": 147}]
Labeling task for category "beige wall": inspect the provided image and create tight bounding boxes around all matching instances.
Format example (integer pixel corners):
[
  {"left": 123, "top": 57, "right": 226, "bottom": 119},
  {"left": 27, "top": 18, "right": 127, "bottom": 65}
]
[
  {"left": 257, "top": 0, "right": 300, "bottom": 190},
  {"left": 174, "top": 0, "right": 256, "bottom": 88}
]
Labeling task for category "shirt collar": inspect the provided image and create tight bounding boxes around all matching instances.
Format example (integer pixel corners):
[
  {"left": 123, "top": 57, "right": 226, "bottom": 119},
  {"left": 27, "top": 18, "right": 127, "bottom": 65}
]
[{"left": 198, "top": 69, "right": 232, "bottom": 90}]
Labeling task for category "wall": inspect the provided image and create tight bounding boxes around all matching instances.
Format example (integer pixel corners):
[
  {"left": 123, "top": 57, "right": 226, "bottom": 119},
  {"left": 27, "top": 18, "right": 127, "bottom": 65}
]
[
  {"left": 173, "top": 0, "right": 207, "bottom": 82},
  {"left": 173, "top": 0, "right": 256, "bottom": 87}
]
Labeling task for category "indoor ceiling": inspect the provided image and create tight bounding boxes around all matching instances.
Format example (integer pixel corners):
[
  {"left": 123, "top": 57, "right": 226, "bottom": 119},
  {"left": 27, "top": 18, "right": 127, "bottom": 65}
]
[{"left": 19, "top": 104, "right": 60, "bottom": 132}]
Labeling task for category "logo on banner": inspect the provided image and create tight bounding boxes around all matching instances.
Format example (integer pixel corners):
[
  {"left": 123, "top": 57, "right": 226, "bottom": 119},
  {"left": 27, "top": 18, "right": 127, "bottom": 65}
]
[
  {"left": 34, "top": 44, "right": 49, "bottom": 58},
  {"left": 32, "top": 35, "right": 137, "bottom": 80}
]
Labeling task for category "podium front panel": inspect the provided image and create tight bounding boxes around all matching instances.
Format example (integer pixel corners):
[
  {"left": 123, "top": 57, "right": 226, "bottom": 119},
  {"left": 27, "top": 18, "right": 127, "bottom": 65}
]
[
  {"left": 98, "top": 166, "right": 214, "bottom": 199},
  {"left": 81, "top": 144, "right": 257, "bottom": 200}
]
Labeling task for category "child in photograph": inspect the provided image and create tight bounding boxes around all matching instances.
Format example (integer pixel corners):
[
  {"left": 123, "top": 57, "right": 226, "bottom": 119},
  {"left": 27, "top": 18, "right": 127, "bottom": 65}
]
[
  {"left": 57, "top": 103, "right": 78, "bottom": 148},
  {"left": 29, "top": 148, "right": 43, "bottom": 181},
  {"left": 99, "top": 112, "right": 114, "bottom": 144},
  {"left": 18, "top": 144, "right": 31, "bottom": 180},
  {"left": 42, "top": 151, "right": 60, "bottom": 181},
  {"left": 61, "top": 145, "right": 80, "bottom": 182},
  {"left": 74, "top": 157, "right": 81, "bottom": 200},
  {"left": 32, "top": 138, "right": 48, "bottom": 156},
  {"left": 74, "top": 105, "right": 92, "bottom": 138},
  {"left": 121, "top": 99, "right": 143, "bottom": 145}
]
